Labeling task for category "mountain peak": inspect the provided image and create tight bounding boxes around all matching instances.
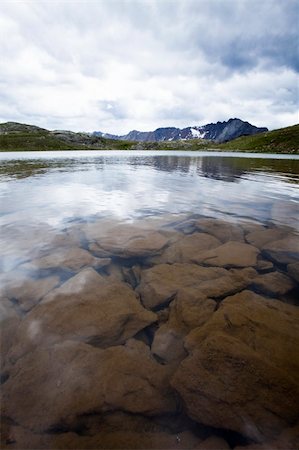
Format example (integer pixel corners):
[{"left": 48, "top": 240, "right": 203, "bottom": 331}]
[{"left": 93, "top": 118, "right": 268, "bottom": 143}]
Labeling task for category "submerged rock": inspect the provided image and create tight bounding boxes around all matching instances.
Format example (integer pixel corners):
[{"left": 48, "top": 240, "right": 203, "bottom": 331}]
[
  {"left": 137, "top": 263, "right": 257, "bottom": 309},
  {"left": 287, "top": 262, "right": 299, "bottom": 283},
  {"left": 149, "top": 232, "right": 221, "bottom": 264},
  {"left": 22, "top": 247, "right": 111, "bottom": 273},
  {"left": 262, "top": 236, "right": 299, "bottom": 265},
  {"left": 84, "top": 223, "right": 170, "bottom": 258},
  {"left": 195, "top": 219, "right": 244, "bottom": 243},
  {"left": 251, "top": 271, "right": 295, "bottom": 296},
  {"left": 8, "top": 268, "right": 156, "bottom": 362},
  {"left": 2, "top": 339, "right": 176, "bottom": 432},
  {"left": 172, "top": 291, "right": 299, "bottom": 442},
  {"left": 193, "top": 241, "right": 259, "bottom": 268},
  {"left": 0, "top": 273, "right": 60, "bottom": 312},
  {"left": 151, "top": 290, "right": 216, "bottom": 364},
  {"left": 245, "top": 228, "right": 287, "bottom": 249}
]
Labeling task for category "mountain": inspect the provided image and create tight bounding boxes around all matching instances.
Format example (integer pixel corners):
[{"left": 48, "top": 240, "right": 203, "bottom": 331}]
[{"left": 93, "top": 118, "right": 268, "bottom": 143}]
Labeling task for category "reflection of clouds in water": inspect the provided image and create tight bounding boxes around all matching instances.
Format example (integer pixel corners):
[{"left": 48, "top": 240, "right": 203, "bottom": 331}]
[{"left": 0, "top": 154, "right": 298, "bottom": 231}]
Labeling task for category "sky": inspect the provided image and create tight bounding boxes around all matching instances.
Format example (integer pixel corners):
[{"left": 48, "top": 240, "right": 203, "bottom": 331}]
[{"left": 0, "top": 0, "right": 298, "bottom": 134}]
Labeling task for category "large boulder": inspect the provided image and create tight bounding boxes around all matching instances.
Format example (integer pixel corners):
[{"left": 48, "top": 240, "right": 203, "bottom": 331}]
[
  {"left": 137, "top": 263, "right": 257, "bottom": 309},
  {"left": 287, "top": 262, "right": 299, "bottom": 283},
  {"left": 2, "top": 339, "right": 177, "bottom": 433},
  {"left": 172, "top": 291, "right": 299, "bottom": 442},
  {"left": 8, "top": 268, "right": 156, "bottom": 363}
]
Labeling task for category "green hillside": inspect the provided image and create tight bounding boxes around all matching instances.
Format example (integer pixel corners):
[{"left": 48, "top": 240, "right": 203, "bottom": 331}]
[
  {"left": 217, "top": 124, "right": 299, "bottom": 153},
  {"left": 0, "top": 121, "right": 298, "bottom": 153}
]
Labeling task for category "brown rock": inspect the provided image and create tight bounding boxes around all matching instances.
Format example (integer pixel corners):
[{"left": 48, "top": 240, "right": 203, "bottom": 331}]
[
  {"left": 2, "top": 339, "right": 176, "bottom": 432},
  {"left": 195, "top": 218, "right": 244, "bottom": 243},
  {"left": 245, "top": 228, "right": 287, "bottom": 249},
  {"left": 193, "top": 241, "right": 259, "bottom": 268},
  {"left": 8, "top": 268, "right": 156, "bottom": 362},
  {"left": 287, "top": 262, "right": 299, "bottom": 283},
  {"left": 172, "top": 291, "right": 299, "bottom": 442},
  {"left": 22, "top": 248, "right": 111, "bottom": 273},
  {"left": 255, "top": 258, "right": 274, "bottom": 273},
  {"left": 251, "top": 271, "right": 295, "bottom": 296},
  {"left": 0, "top": 298, "right": 20, "bottom": 368},
  {"left": 0, "top": 273, "right": 60, "bottom": 312},
  {"left": 84, "top": 223, "right": 170, "bottom": 258},
  {"left": 194, "top": 436, "right": 230, "bottom": 449},
  {"left": 263, "top": 236, "right": 299, "bottom": 264},
  {"left": 137, "top": 263, "right": 257, "bottom": 310},
  {"left": 233, "top": 422, "right": 299, "bottom": 449},
  {"left": 152, "top": 290, "right": 216, "bottom": 364},
  {"left": 151, "top": 232, "right": 221, "bottom": 264}
]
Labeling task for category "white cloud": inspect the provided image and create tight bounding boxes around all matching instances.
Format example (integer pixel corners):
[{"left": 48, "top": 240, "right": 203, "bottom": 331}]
[{"left": 0, "top": 0, "right": 298, "bottom": 133}]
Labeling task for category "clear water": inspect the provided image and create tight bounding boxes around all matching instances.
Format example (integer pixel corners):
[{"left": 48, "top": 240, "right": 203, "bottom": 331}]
[{"left": 0, "top": 151, "right": 299, "bottom": 449}]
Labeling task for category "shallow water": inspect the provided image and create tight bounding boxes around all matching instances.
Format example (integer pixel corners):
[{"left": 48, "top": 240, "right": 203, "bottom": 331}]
[{"left": 0, "top": 151, "right": 299, "bottom": 449}]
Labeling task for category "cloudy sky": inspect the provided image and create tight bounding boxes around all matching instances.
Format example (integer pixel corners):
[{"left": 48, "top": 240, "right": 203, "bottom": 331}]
[{"left": 0, "top": 0, "right": 298, "bottom": 133}]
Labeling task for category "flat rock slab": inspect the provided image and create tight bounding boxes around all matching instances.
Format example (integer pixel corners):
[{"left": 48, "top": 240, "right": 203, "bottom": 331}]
[
  {"left": 195, "top": 219, "right": 244, "bottom": 243},
  {"left": 8, "top": 268, "right": 156, "bottom": 363},
  {"left": 262, "top": 236, "right": 299, "bottom": 265},
  {"left": 22, "top": 247, "right": 111, "bottom": 273},
  {"left": 251, "top": 271, "right": 296, "bottom": 296},
  {"left": 150, "top": 232, "right": 221, "bottom": 264},
  {"left": 83, "top": 223, "right": 170, "bottom": 258},
  {"left": 172, "top": 291, "right": 299, "bottom": 442},
  {"left": 0, "top": 273, "right": 60, "bottom": 312},
  {"left": 137, "top": 263, "right": 257, "bottom": 309},
  {"left": 2, "top": 339, "right": 176, "bottom": 433},
  {"left": 193, "top": 241, "right": 259, "bottom": 268}
]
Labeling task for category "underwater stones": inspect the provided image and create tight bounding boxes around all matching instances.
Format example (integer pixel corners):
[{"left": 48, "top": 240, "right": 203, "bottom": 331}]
[
  {"left": 150, "top": 232, "right": 221, "bottom": 264},
  {"left": 137, "top": 263, "right": 257, "bottom": 310},
  {"left": 8, "top": 268, "right": 156, "bottom": 362},
  {"left": 2, "top": 340, "right": 176, "bottom": 433},
  {"left": 193, "top": 241, "right": 259, "bottom": 268},
  {"left": 22, "top": 247, "right": 111, "bottom": 273},
  {"left": 262, "top": 236, "right": 299, "bottom": 265},
  {"left": 0, "top": 273, "right": 60, "bottom": 312},
  {"left": 172, "top": 291, "right": 299, "bottom": 441},
  {"left": 0, "top": 298, "right": 20, "bottom": 367},
  {"left": 195, "top": 218, "right": 244, "bottom": 243},
  {"left": 251, "top": 271, "right": 296, "bottom": 296}
]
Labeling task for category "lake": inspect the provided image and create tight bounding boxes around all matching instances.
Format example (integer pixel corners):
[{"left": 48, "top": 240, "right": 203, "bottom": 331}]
[{"left": 1, "top": 151, "right": 299, "bottom": 449}]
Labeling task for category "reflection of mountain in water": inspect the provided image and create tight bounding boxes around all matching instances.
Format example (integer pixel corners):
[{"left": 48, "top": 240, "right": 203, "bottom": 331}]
[
  {"left": 1, "top": 154, "right": 298, "bottom": 185},
  {"left": 144, "top": 155, "right": 299, "bottom": 184}
]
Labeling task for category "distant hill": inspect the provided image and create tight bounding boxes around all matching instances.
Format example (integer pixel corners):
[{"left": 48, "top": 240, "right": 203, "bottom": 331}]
[
  {"left": 0, "top": 121, "right": 298, "bottom": 153},
  {"left": 218, "top": 124, "right": 299, "bottom": 154},
  {"left": 94, "top": 118, "right": 268, "bottom": 143}
]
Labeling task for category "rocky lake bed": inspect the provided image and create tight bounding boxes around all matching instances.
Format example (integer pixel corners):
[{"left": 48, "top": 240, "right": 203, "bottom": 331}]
[{"left": 1, "top": 212, "right": 299, "bottom": 450}]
